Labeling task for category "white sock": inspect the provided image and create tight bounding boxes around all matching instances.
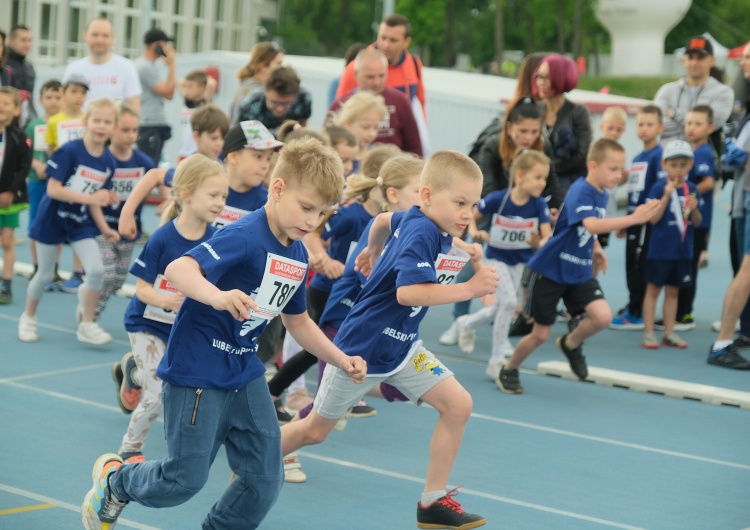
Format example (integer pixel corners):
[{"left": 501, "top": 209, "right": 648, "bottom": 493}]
[
  {"left": 712, "top": 340, "right": 733, "bottom": 352},
  {"left": 421, "top": 490, "right": 445, "bottom": 506}
]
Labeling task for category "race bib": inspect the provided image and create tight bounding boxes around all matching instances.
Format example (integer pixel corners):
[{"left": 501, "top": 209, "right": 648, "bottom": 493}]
[
  {"left": 250, "top": 254, "right": 307, "bottom": 320},
  {"left": 33, "top": 124, "right": 49, "bottom": 152},
  {"left": 65, "top": 164, "right": 110, "bottom": 195},
  {"left": 212, "top": 205, "right": 250, "bottom": 228},
  {"left": 628, "top": 162, "right": 648, "bottom": 194},
  {"left": 435, "top": 247, "right": 470, "bottom": 285},
  {"left": 111, "top": 167, "right": 144, "bottom": 200},
  {"left": 57, "top": 119, "right": 85, "bottom": 147},
  {"left": 489, "top": 215, "right": 538, "bottom": 250},
  {"left": 143, "top": 274, "right": 180, "bottom": 325}
]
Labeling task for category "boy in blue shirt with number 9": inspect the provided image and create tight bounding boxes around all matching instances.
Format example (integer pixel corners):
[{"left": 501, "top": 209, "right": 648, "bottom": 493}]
[
  {"left": 498, "top": 139, "right": 661, "bottom": 394},
  {"left": 82, "top": 137, "right": 367, "bottom": 530}
]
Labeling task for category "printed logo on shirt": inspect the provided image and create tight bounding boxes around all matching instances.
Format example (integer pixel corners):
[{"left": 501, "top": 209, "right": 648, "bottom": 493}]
[
  {"left": 201, "top": 242, "right": 221, "bottom": 260},
  {"left": 577, "top": 225, "right": 593, "bottom": 248},
  {"left": 417, "top": 262, "right": 431, "bottom": 268},
  {"left": 683, "top": 275, "right": 691, "bottom": 283},
  {"left": 697, "top": 163, "right": 710, "bottom": 174}
]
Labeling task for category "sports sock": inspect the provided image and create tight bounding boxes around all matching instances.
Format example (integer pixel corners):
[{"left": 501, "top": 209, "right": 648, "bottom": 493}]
[
  {"left": 711, "top": 340, "right": 733, "bottom": 354},
  {"left": 421, "top": 490, "right": 445, "bottom": 506}
]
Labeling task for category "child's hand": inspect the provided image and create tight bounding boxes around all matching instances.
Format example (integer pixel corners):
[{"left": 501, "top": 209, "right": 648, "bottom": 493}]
[
  {"left": 687, "top": 195, "right": 698, "bottom": 210},
  {"left": 470, "top": 229, "right": 489, "bottom": 244},
  {"left": 593, "top": 246, "right": 608, "bottom": 275},
  {"left": 663, "top": 180, "right": 676, "bottom": 197},
  {"left": 118, "top": 215, "right": 138, "bottom": 240},
  {"left": 467, "top": 266, "right": 499, "bottom": 298},
  {"left": 89, "top": 189, "right": 112, "bottom": 206},
  {"left": 481, "top": 293, "right": 496, "bottom": 307},
  {"left": 309, "top": 252, "right": 327, "bottom": 273},
  {"left": 0, "top": 191, "right": 12, "bottom": 208},
  {"left": 528, "top": 231, "right": 542, "bottom": 248},
  {"left": 164, "top": 292, "right": 186, "bottom": 313},
  {"left": 354, "top": 246, "right": 374, "bottom": 278},
  {"left": 210, "top": 289, "right": 259, "bottom": 321},
  {"left": 466, "top": 243, "right": 484, "bottom": 264},
  {"left": 108, "top": 190, "right": 121, "bottom": 206},
  {"left": 615, "top": 228, "right": 626, "bottom": 239},
  {"left": 323, "top": 259, "right": 345, "bottom": 279},
  {"left": 340, "top": 355, "right": 367, "bottom": 383},
  {"left": 103, "top": 228, "right": 120, "bottom": 243},
  {"left": 631, "top": 200, "right": 661, "bottom": 224}
]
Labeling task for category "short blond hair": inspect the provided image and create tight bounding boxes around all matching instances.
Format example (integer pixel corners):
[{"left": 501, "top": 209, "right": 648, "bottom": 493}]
[
  {"left": 333, "top": 91, "right": 388, "bottom": 127},
  {"left": 601, "top": 106, "right": 627, "bottom": 124},
  {"left": 272, "top": 137, "right": 344, "bottom": 206},
  {"left": 360, "top": 143, "right": 402, "bottom": 180},
  {"left": 421, "top": 150, "right": 482, "bottom": 192},
  {"left": 162, "top": 155, "right": 228, "bottom": 223},
  {"left": 84, "top": 97, "right": 120, "bottom": 122},
  {"left": 587, "top": 137, "right": 625, "bottom": 164}
]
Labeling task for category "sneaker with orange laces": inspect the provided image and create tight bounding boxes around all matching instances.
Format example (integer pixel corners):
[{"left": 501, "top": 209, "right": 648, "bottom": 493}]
[
  {"left": 416, "top": 487, "right": 486, "bottom": 529},
  {"left": 111, "top": 352, "right": 142, "bottom": 414},
  {"left": 81, "top": 453, "right": 128, "bottom": 530}
]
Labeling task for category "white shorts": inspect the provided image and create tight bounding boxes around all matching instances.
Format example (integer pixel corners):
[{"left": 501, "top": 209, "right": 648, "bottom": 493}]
[{"left": 313, "top": 341, "right": 454, "bottom": 420}]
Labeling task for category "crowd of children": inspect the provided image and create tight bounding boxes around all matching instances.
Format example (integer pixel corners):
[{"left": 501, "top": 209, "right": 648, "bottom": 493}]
[{"left": 0, "top": 43, "right": 743, "bottom": 530}]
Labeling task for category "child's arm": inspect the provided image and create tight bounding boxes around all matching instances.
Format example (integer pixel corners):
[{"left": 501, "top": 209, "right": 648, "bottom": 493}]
[
  {"left": 450, "top": 237, "right": 485, "bottom": 272},
  {"left": 592, "top": 239, "right": 608, "bottom": 275},
  {"left": 468, "top": 213, "right": 489, "bottom": 244},
  {"left": 303, "top": 231, "right": 344, "bottom": 279},
  {"left": 118, "top": 167, "right": 168, "bottom": 239},
  {"left": 688, "top": 194, "right": 702, "bottom": 227},
  {"left": 355, "top": 212, "right": 394, "bottom": 277},
  {"left": 135, "top": 278, "right": 185, "bottom": 313},
  {"left": 529, "top": 221, "right": 552, "bottom": 248},
  {"left": 396, "top": 266, "right": 498, "bottom": 307},
  {"left": 31, "top": 160, "right": 47, "bottom": 179},
  {"left": 46, "top": 178, "right": 112, "bottom": 206},
  {"left": 648, "top": 181, "right": 675, "bottom": 225},
  {"left": 89, "top": 205, "right": 120, "bottom": 243},
  {"left": 582, "top": 200, "right": 661, "bottom": 234},
  {"left": 696, "top": 176, "right": 714, "bottom": 196},
  {"left": 165, "top": 255, "right": 259, "bottom": 321},
  {"left": 281, "top": 312, "right": 366, "bottom": 383}
]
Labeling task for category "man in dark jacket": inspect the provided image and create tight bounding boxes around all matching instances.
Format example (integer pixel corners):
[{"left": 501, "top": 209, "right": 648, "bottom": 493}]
[{"left": 6, "top": 25, "right": 37, "bottom": 125}]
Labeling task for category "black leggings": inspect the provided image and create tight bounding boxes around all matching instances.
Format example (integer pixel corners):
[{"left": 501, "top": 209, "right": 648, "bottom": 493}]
[{"left": 676, "top": 228, "right": 709, "bottom": 317}]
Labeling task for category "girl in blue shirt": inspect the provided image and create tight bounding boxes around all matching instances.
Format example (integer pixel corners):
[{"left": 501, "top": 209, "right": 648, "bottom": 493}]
[
  {"left": 460, "top": 150, "right": 552, "bottom": 379},
  {"left": 20, "top": 98, "right": 119, "bottom": 345},
  {"left": 113, "top": 154, "right": 228, "bottom": 464}
]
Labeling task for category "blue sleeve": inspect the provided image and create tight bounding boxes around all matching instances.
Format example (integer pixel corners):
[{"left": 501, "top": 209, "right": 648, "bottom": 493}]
[
  {"left": 565, "top": 185, "right": 598, "bottom": 225},
  {"left": 647, "top": 180, "right": 664, "bottom": 200},
  {"left": 129, "top": 234, "right": 164, "bottom": 284},
  {"left": 694, "top": 149, "right": 714, "bottom": 179},
  {"left": 163, "top": 168, "right": 176, "bottom": 188},
  {"left": 323, "top": 206, "right": 354, "bottom": 239},
  {"left": 394, "top": 231, "right": 439, "bottom": 287},
  {"left": 390, "top": 211, "right": 405, "bottom": 232},
  {"left": 477, "top": 190, "right": 503, "bottom": 215},
  {"left": 45, "top": 144, "right": 73, "bottom": 183},
  {"left": 185, "top": 227, "right": 248, "bottom": 282},
  {"left": 537, "top": 197, "right": 551, "bottom": 224}
]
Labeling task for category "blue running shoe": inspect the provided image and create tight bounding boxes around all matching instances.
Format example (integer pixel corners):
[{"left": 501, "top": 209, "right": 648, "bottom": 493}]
[
  {"left": 82, "top": 453, "right": 128, "bottom": 529},
  {"left": 60, "top": 272, "right": 84, "bottom": 293},
  {"left": 707, "top": 345, "right": 750, "bottom": 370},
  {"left": 610, "top": 309, "right": 644, "bottom": 330}
]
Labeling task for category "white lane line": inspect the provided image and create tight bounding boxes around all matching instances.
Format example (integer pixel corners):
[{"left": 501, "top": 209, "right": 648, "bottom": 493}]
[
  {"left": 0, "top": 363, "right": 113, "bottom": 384},
  {"left": 4, "top": 381, "right": 122, "bottom": 413},
  {"left": 299, "top": 452, "right": 647, "bottom": 530},
  {"left": 470, "top": 412, "right": 750, "bottom": 472},
  {"left": 0, "top": 482, "right": 160, "bottom": 530},
  {"left": 0, "top": 313, "right": 130, "bottom": 346}
]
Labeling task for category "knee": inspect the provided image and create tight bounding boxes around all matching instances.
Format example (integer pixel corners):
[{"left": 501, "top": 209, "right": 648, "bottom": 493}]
[
  {"left": 531, "top": 325, "right": 550, "bottom": 343},
  {"left": 590, "top": 309, "right": 612, "bottom": 330},
  {"left": 301, "top": 420, "right": 331, "bottom": 446},
  {"left": 84, "top": 266, "right": 105, "bottom": 290}
]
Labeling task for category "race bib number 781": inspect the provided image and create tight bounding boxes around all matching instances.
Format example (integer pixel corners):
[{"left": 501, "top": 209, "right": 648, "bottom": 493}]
[{"left": 250, "top": 253, "right": 308, "bottom": 320}]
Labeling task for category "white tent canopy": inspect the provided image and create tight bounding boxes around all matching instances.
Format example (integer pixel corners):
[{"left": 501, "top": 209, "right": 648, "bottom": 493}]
[{"left": 673, "top": 32, "right": 731, "bottom": 65}]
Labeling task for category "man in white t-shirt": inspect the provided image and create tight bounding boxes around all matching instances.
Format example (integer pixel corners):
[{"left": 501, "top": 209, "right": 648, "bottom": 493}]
[{"left": 63, "top": 17, "right": 141, "bottom": 111}]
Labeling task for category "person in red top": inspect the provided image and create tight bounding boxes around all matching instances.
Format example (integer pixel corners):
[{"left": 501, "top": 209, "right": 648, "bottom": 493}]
[
  {"left": 336, "top": 14, "right": 425, "bottom": 116},
  {"left": 328, "top": 49, "right": 422, "bottom": 157}
]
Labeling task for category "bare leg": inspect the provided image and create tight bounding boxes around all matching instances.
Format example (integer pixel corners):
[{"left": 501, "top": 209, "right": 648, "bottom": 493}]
[
  {"left": 662, "top": 286, "right": 679, "bottom": 336},
  {"left": 642, "top": 283, "right": 661, "bottom": 334},
  {"left": 506, "top": 323, "right": 550, "bottom": 370}
]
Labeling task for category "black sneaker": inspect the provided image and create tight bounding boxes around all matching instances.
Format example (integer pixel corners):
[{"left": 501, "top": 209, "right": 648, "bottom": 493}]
[
  {"left": 0, "top": 282, "right": 11, "bottom": 304},
  {"left": 733, "top": 336, "right": 750, "bottom": 351},
  {"left": 417, "top": 489, "right": 486, "bottom": 530},
  {"left": 348, "top": 401, "right": 377, "bottom": 418},
  {"left": 509, "top": 313, "right": 533, "bottom": 337},
  {"left": 707, "top": 345, "right": 750, "bottom": 370},
  {"left": 556, "top": 334, "right": 588, "bottom": 380},
  {"left": 654, "top": 319, "right": 665, "bottom": 331},
  {"left": 273, "top": 397, "right": 294, "bottom": 424},
  {"left": 674, "top": 314, "right": 695, "bottom": 331},
  {"left": 496, "top": 366, "right": 523, "bottom": 394}
]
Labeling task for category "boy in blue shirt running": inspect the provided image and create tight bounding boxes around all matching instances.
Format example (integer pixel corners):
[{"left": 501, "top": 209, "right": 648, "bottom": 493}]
[
  {"left": 498, "top": 139, "right": 660, "bottom": 394},
  {"left": 82, "top": 138, "right": 367, "bottom": 530}
]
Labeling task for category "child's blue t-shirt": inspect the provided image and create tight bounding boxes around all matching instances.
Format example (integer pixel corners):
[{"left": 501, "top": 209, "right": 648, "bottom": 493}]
[
  {"left": 124, "top": 220, "right": 217, "bottom": 342},
  {"left": 310, "top": 202, "right": 375, "bottom": 293},
  {"left": 213, "top": 186, "right": 268, "bottom": 228},
  {"left": 646, "top": 179, "right": 701, "bottom": 261},
  {"left": 104, "top": 149, "right": 156, "bottom": 233},
  {"left": 319, "top": 211, "right": 405, "bottom": 329},
  {"left": 29, "top": 139, "right": 116, "bottom": 244},
  {"left": 527, "top": 177, "right": 608, "bottom": 285},
  {"left": 334, "top": 206, "right": 468, "bottom": 375},
  {"left": 688, "top": 142, "right": 714, "bottom": 230},
  {"left": 163, "top": 167, "right": 176, "bottom": 187},
  {"left": 628, "top": 145, "right": 664, "bottom": 213},
  {"left": 156, "top": 207, "right": 308, "bottom": 390},
  {"left": 478, "top": 190, "right": 550, "bottom": 266}
]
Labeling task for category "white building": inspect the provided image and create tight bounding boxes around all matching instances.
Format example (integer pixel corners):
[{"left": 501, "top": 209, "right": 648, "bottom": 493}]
[{"left": 2, "top": 0, "right": 277, "bottom": 67}]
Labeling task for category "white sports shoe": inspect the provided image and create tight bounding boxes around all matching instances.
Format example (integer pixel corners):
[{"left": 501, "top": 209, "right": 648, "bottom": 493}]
[
  {"left": 76, "top": 285, "right": 83, "bottom": 323},
  {"left": 439, "top": 320, "right": 459, "bottom": 346},
  {"left": 711, "top": 320, "right": 740, "bottom": 332},
  {"left": 456, "top": 315, "right": 476, "bottom": 354},
  {"left": 77, "top": 322, "right": 113, "bottom": 345},
  {"left": 18, "top": 313, "right": 38, "bottom": 342},
  {"left": 284, "top": 452, "right": 307, "bottom": 483},
  {"left": 485, "top": 358, "right": 504, "bottom": 380}
]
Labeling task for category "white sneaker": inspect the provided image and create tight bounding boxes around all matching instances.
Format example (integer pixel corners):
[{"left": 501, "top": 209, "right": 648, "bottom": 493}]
[
  {"left": 77, "top": 321, "right": 113, "bottom": 345},
  {"left": 264, "top": 363, "right": 278, "bottom": 382},
  {"left": 334, "top": 415, "right": 348, "bottom": 432},
  {"left": 456, "top": 315, "right": 476, "bottom": 354},
  {"left": 18, "top": 313, "right": 38, "bottom": 342},
  {"left": 283, "top": 452, "right": 307, "bottom": 483},
  {"left": 438, "top": 320, "right": 458, "bottom": 345},
  {"left": 76, "top": 285, "right": 83, "bottom": 323},
  {"left": 485, "top": 358, "right": 503, "bottom": 380},
  {"left": 711, "top": 320, "right": 740, "bottom": 332}
]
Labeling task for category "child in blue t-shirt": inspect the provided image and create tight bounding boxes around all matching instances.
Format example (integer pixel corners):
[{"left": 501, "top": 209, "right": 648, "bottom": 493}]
[
  {"left": 641, "top": 140, "right": 702, "bottom": 349},
  {"left": 281, "top": 151, "right": 498, "bottom": 529},
  {"left": 95, "top": 105, "right": 156, "bottom": 320},
  {"left": 112, "top": 155, "right": 226, "bottom": 464},
  {"left": 82, "top": 138, "right": 365, "bottom": 530},
  {"left": 674, "top": 105, "right": 715, "bottom": 329},
  {"left": 611, "top": 105, "right": 665, "bottom": 330},
  {"left": 499, "top": 139, "right": 661, "bottom": 394},
  {"left": 459, "top": 150, "right": 552, "bottom": 379},
  {"left": 19, "top": 98, "right": 119, "bottom": 345}
]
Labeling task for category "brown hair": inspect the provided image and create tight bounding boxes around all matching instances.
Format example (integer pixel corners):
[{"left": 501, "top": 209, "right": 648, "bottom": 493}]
[
  {"left": 382, "top": 14, "right": 412, "bottom": 38},
  {"left": 508, "top": 149, "right": 550, "bottom": 187},
  {"left": 360, "top": 144, "right": 402, "bottom": 180},
  {"left": 283, "top": 127, "right": 330, "bottom": 146},
  {"left": 184, "top": 70, "right": 208, "bottom": 86},
  {"left": 689, "top": 104, "right": 714, "bottom": 123},
  {"left": 326, "top": 124, "right": 357, "bottom": 148},
  {"left": 264, "top": 65, "right": 300, "bottom": 97},
  {"left": 0, "top": 86, "right": 21, "bottom": 107},
  {"left": 190, "top": 104, "right": 229, "bottom": 137},
  {"left": 499, "top": 98, "right": 543, "bottom": 167},
  {"left": 237, "top": 41, "right": 284, "bottom": 81},
  {"left": 638, "top": 105, "right": 663, "bottom": 123}
]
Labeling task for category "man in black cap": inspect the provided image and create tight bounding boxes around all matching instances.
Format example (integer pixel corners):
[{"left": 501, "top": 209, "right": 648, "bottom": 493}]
[
  {"left": 134, "top": 28, "right": 177, "bottom": 165},
  {"left": 655, "top": 35, "right": 734, "bottom": 146},
  {"left": 6, "top": 25, "right": 37, "bottom": 125}
]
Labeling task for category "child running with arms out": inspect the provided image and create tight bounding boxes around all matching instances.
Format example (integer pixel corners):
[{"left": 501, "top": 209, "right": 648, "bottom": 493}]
[
  {"left": 498, "top": 139, "right": 660, "bottom": 394},
  {"left": 81, "top": 138, "right": 366, "bottom": 530},
  {"left": 20, "top": 98, "right": 119, "bottom": 344},
  {"left": 112, "top": 155, "right": 227, "bottom": 464},
  {"left": 458, "top": 150, "right": 552, "bottom": 379},
  {"left": 280, "top": 150, "right": 499, "bottom": 529},
  {"left": 641, "top": 140, "right": 702, "bottom": 349}
]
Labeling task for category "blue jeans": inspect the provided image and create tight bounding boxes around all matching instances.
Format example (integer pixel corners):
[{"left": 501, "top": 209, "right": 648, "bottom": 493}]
[
  {"left": 27, "top": 179, "right": 46, "bottom": 225},
  {"left": 111, "top": 376, "right": 283, "bottom": 529}
]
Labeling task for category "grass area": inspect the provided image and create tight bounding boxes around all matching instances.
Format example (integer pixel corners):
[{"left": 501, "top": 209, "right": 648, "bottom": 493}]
[{"left": 577, "top": 76, "right": 678, "bottom": 100}]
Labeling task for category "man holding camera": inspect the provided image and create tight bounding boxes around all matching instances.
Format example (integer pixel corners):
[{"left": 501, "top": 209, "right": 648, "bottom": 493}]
[{"left": 135, "top": 28, "right": 177, "bottom": 165}]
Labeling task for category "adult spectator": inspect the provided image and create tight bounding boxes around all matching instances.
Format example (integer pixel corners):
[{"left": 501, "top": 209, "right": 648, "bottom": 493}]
[
  {"left": 328, "top": 49, "right": 422, "bottom": 157},
  {"left": 0, "top": 31, "right": 10, "bottom": 86},
  {"left": 707, "top": 41, "right": 750, "bottom": 370},
  {"left": 327, "top": 42, "right": 365, "bottom": 107},
  {"left": 134, "top": 28, "right": 176, "bottom": 165},
  {"left": 655, "top": 36, "right": 734, "bottom": 146},
  {"left": 228, "top": 41, "right": 285, "bottom": 125},
  {"left": 63, "top": 17, "right": 141, "bottom": 111},
  {"left": 6, "top": 25, "right": 36, "bottom": 124},
  {"left": 236, "top": 65, "right": 311, "bottom": 137},
  {"left": 534, "top": 54, "right": 592, "bottom": 192}
]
